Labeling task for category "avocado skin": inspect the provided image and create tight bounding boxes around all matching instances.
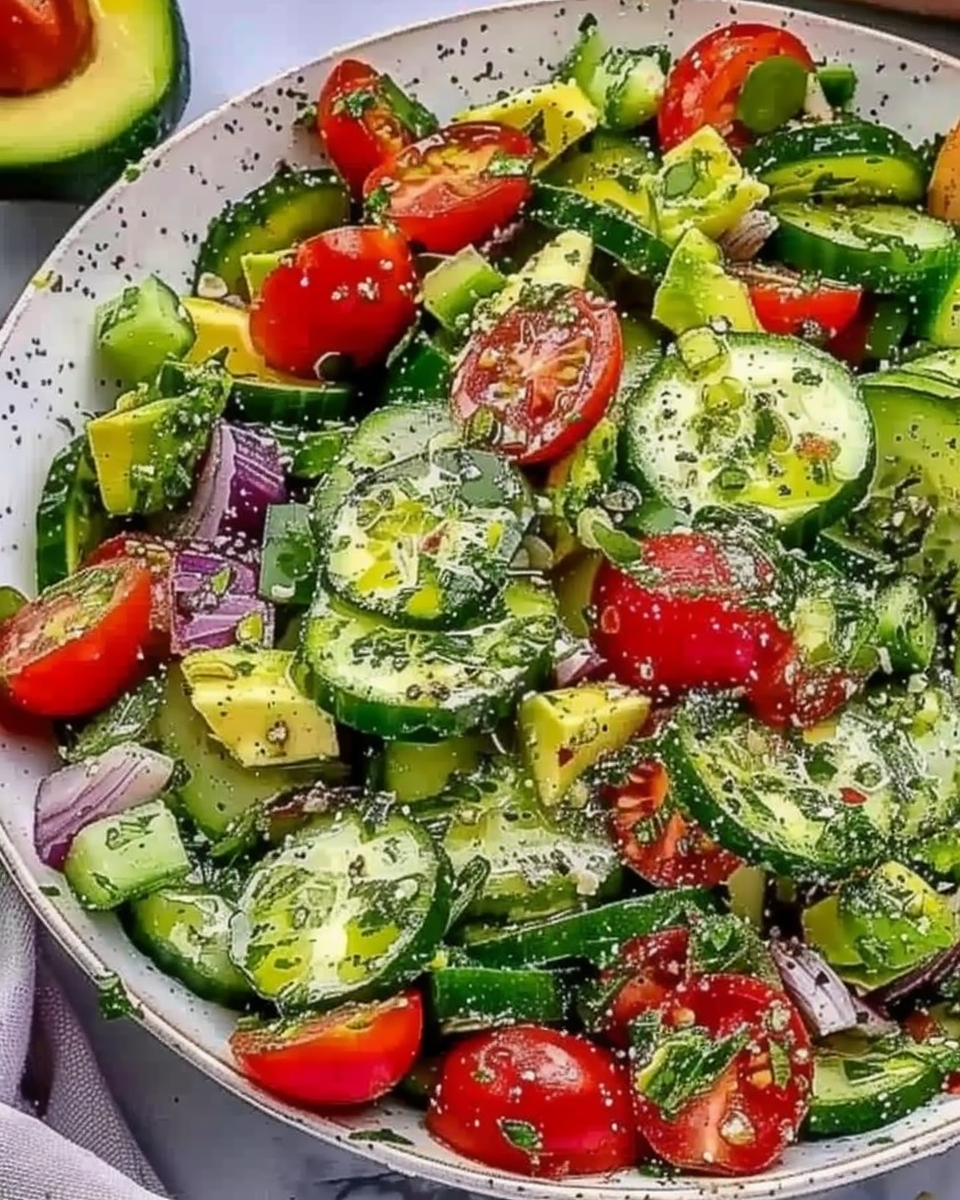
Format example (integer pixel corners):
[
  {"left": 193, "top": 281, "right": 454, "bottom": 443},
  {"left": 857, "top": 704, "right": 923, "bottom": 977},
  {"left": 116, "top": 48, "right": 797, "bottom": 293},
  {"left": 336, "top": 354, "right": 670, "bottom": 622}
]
[{"left": 0, "top": 0, "right": 191, "bottom": 203}]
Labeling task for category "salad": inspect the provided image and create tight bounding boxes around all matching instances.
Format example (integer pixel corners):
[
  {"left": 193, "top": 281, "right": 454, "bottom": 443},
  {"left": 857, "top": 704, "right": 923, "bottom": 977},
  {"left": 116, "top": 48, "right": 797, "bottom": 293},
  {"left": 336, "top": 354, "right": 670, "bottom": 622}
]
[{"left": 8, "top": 12, "right": 960, "bottom": 1182}]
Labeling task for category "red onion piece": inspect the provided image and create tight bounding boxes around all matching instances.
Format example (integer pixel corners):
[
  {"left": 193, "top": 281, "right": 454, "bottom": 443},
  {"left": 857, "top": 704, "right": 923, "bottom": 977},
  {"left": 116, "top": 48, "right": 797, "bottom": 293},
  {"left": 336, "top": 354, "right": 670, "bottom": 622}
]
[
  {"left": 170, "top": 543, "right": 274, "bottom": 655},
  {"left": 866, "top": 940, "right": 960, "bottom": 1010},
  {"left": 36, "top": 743, "right": 175, "bottom": 869},
  {"left": 178, "top": 423, "right": 286, "bottom": 543},
  {"left": 553, "top": 639, "right": 608, "bottom": 688},
  {"left": 770, "top": 938, "right": 859, "bottom": 1038}
]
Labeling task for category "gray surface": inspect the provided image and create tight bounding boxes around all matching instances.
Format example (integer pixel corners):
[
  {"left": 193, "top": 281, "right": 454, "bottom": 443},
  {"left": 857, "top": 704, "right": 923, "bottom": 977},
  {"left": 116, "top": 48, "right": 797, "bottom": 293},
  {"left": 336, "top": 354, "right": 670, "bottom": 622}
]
[{"left": 3, "top": 0, "right": 960, "bottom": 1197}]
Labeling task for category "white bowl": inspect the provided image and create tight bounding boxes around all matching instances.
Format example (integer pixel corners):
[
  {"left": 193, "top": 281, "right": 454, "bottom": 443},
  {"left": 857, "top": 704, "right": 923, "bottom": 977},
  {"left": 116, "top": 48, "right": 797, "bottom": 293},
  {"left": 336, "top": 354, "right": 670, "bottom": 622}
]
[{"left": 2, "top": 2, "right": 960, "bottom": 1195}]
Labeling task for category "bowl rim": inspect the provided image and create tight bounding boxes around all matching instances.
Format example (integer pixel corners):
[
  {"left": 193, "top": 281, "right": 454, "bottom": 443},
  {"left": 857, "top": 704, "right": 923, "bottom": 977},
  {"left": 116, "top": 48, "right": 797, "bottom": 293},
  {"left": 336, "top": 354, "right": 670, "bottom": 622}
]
[{"left": 4, "top": 1, "right": 960, "bottom": 1195}]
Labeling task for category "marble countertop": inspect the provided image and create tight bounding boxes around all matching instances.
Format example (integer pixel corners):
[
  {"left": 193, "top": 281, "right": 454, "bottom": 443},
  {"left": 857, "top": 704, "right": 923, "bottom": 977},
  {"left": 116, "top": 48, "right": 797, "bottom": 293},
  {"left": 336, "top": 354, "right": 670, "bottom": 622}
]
[{"left": 3, "top": 1, "right": 960, "bottom": 1196}]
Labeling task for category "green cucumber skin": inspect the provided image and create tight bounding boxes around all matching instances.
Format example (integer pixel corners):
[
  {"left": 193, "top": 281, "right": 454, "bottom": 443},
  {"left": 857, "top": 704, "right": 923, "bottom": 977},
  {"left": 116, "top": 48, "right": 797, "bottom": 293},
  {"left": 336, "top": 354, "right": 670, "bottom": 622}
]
[
  {"left": 805, "top": 1050, "right": 942, "bottom": 1138},
  {"left": 0, "top": 1, "right": 191, "bottom": 204},
  {"left": 528, "top": 183, "right": 671, "bottom": 279},
  {"left": 35, "top": 435, "right": 110, "bottom": 591},
  {"left": 462, "top": 890, "right": 716, "bottom": 969},
  {"left": 227, "top": 380, "right": 352, "bottom": 428},
  {"left": 428, "top": 966, "right": 567, "bottom": 1033},
  {"left": 743, "top": 122, "right": 925, "bottom": 204}
]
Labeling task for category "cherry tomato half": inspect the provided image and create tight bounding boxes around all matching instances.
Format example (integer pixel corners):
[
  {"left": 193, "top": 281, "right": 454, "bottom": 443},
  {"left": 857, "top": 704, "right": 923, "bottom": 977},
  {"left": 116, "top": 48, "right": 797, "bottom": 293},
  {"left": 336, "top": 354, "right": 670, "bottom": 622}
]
[
  {"left": 317, "top": 59, "right": 416, "bottom": 197},
  {"left": 591, "top": 530, "right": 789, "bottom": 701},
  {"left": 633, "top": 975, "right": 813, "bottom": 1175},
  {"left": 230, "top": 992, "right": 423, "bottom": 1109},
  {"left": 658, "top": 24, "right": 814, "bottom": 151},
  {"left": 0, "top": 561, "right": 152, "bottom": 718},
  {"left": 606, "top": 762, "right": 742, "bottom": 890},
  {"left": 452, "top": 287, "right": 622, "bottom": 466},
  {"left": 86, "top": 533, "right": 174, "bottom": 659},
  {"left": 364, "top": 122, "right": 535, "bottom": 255},
  {"left": 746, "top": 642, "right": 862, "bottom": 729},
  {"left": 0, "top": 0, "right": 92, "bottom": 95},
  {"left": 427, "top": 1025, "right": 637, "bottom": 1177},
  {"left": 738, "top": 265, "right": 863, "bottom": 341},
  {"left": 595, "top": 927, "right": 691, "bottom": 1048},
  {"left": 250, "top": 226, "right": 418, "bottom": 377}
]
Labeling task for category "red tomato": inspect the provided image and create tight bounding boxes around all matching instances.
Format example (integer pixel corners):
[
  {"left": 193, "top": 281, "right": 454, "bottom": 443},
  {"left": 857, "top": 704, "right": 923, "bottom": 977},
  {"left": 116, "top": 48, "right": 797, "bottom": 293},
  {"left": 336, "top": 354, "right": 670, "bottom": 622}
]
[
  {"left": 633, "top": 975, "right": 813, "bottom": 1175},
  {"left": 0, "top": 561, "right": 152, "bottom": 718},
  {"left": 317, "top": 59, "right": 416, "bottom": 197},
  {"left": 739, "top": 265, "right": 862, "bottom": 340},
  {"left": 591, "top": 530, "right": 790, "bottom": 701},
  {"left": 364, "top": 123, "right": 535, "bottom": 255},
  {"left": 427, "top": 1026, "right": 637, "bottom": 1177},
  {"left": 452, "top": 287, "right": 622, "bottom": 466},
  {"left": 658, "top": 24, "right": 814, "bottom": 151},
  {"left": 905, "top": 1011, "right": 960, "bottom": 1093},
  {"left": 607, "top": 762, "right": 742, "bottom": 890},
  {"left": 86, "top": 533, "right": 173, "bottom": 658},
  {"left": 595, "top": 927, "right": 691, "bottom": 1048},
  {"left": 0, "top": 0, "right": 92, "bottom": 95},
  {"left": 747, "top": 642, "right": 862, "bottom": 729},
  {"left": 230, "top": 992, "right": 423, "bottom": 1109},
  {"left": 250, "top": 226, "right": 418, "bottom": 377}
]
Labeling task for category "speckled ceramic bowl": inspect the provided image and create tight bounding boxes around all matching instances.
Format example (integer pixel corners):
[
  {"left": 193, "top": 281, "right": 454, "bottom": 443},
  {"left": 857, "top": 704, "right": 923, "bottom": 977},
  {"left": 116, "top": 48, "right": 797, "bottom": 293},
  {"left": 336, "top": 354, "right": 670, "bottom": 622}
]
[{"left": 2, "top": 2, "right": 960, "bottom": 1195}]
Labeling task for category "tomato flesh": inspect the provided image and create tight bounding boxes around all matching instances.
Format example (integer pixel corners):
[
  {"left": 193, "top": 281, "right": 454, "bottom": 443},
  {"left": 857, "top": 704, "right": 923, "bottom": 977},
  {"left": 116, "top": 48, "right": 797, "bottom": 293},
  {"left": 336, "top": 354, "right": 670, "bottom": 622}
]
[
  {"left": 740, "top": 266, "right": 862, "bottom": 340},
  {"left": 596, "top": 927, "right": 691, "bottom": 1048},
  {"left": 633, "top": 975, "right": 813, "bottom": 1175},
  {"left": 747, "top": 642, "right": 862, "bottom": 729},
  {"left": 658, "top": 24, "right": 814, "bottom": 150},
  {"left": 317, "top": 59, "right": 415, "bottom": 197},
  {"left": 0, "top": 0, "right": 92, "bottom": 95},
  {"left": 591, "top": 531, "right": 790, "bottom": 701},
  {"left": 607, "top": 762, "right": 742, "bottom": 889},
  {"left": 364, "top": 122, "right": 535, "bottom": 255},
  {"left": 86, "top": 533, "right": 174, "bottom": 659},
  {"left": 427, "top": 1025, "right": 637, "bottom": 1177},
  {"left": 452, "top": 287, "right": 622, "bottom": 465},
  {"left": 0, "top": 561, "right": 152, "bottom": 718},
  {"left": 230, "top": 991, "right": 423, "bottom": 1109},
  {"left": 250, "top": 226, "right": 418, "bottom": 377}
]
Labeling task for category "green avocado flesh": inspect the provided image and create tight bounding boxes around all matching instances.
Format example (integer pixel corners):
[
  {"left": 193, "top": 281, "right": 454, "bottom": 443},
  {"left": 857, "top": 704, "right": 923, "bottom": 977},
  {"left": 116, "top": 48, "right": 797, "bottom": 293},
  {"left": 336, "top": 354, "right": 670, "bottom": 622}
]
[{"left": 0, "top": 0, "right": 190, "bottom": 203}]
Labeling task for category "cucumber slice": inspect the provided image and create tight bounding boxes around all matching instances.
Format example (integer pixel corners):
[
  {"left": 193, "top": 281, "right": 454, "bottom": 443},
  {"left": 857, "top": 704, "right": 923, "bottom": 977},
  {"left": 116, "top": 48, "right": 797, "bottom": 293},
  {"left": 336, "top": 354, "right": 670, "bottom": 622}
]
[
  {"left": 35, "top": 434, "right": 110, "bottom": 591},
  {"left": 812, "top": 527, "right": 896, "bottom": 580},
  {"left": 382, "top": 736, "right": 485, "bottom": 804},
  {"left": 63, "top": 799, "right": 190, "bottom": 911},
  {"left": 428, "top": 966, "right": 567, "bottom": 1035},
  {"left": 227, "top": 377, "right": 352, "bottom": 428},
  {"left": 125, "top": 886, "right": 252, "bottom": 1008},
  {"left": 660, "top": 703, "right": 899, "bottom": 880},
  {"left": 230, "top": 809, "right": 452, "bottom": 1011},
  {"left": 744, "top": 122, "right": 925, "bottom": 204},
  {"left": 620, "top": 331, "right": 874, "bottom": 540},
  {"left": 194, "top": 166, "right": 350, "bottom": 299},
  {"left": 462, "top": 890, "right": 716, "bottom": 968},
  {"left": 440, "top": 758, "right": 621, "bottom": 924},
  {"left": 155, "top": 666, "right": 319, "bottom": 839},
  {"left": 874, "top": 576, "right": 938, "bottom": 673},
  {"left": 95, "top": 275, "right": 196, "bottom": 386},
  {"left": 62, "top": 673, "right": 165, "bottom": 764},
  {"left": 807, "top": 1041, "right": 942, "bottom": 1137},
  {"left": 269, "top": 424, "right": 354, "bottom": 481},
  {"left": 422, "top": 247, "right": 506, "bottom": 334},
  {"left": 310, "top": 401, "right": 459, "bottom": 535},
  {"left": 769, "top": 202, "right": 958, "bottom": 294},
  {"left": 324, "top": 447, "right": 533, "bottom": 628},
  {"left": 294, "top": 578, "right": 557, "bottom": 740},
  {"left": 851, "top": 378, "right": 960, "bottom": 599},
  {"left": 528, "top": 183, "right": 671, "bottom": 279}
]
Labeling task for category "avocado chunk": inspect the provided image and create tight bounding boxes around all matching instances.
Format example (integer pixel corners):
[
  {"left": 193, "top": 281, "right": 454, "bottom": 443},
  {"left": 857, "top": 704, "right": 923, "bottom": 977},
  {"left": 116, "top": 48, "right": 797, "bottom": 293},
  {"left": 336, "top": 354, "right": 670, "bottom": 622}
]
[
  {"left": 0, "top": 0, "right": 190, "bottom": 203},
  {"left": 553, "top": 550, "right": 603, "bottom": 638},
  {"left": 652, "top": 126, "right": 770, "bottom": 245},
  {"left": 87, "top": 358, "right": 230, "bottom": 515},
  {"left": 518, "top": 683, "right": 650, "bottom": 807},
  {"left": 181, "top": 297, "right": 301, "bottom": 383},
  {"left": 241, "top": 250, "right": 288, "bottom": 301},
  {"left": 804, "top": 861, "right": 959, "bottom": 986},
  {"left": 180, "top": 647, "right": 339, "bottom": 769},
  {"left": 383, "top": 737, "right": 487, "bottom": 805},
  {"left": 653, "top": 229, "right": 760, "bottom": 336},
  {"left": 483, "top": 229, "right": 594, "bottom": 322},
  {"left": 454, "top": 81, "right": 599, "bottom": 169}
]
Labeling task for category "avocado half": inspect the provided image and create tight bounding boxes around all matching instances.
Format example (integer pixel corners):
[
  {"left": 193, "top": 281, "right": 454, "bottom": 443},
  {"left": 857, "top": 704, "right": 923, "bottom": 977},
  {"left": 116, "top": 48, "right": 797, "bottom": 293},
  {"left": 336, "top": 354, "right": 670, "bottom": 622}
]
[{"left": 0, "top": 0, "right": 191, "bottom": 204}]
